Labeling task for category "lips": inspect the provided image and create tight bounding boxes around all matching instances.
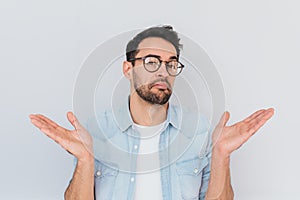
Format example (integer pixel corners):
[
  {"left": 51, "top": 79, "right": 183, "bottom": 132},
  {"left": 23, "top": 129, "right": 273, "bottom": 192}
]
[
  {"left": 152, "top": 82, "right": 168, "bottom": 89},
  {"left": 148, "top": 78, "right": 171, "bottom": 90}
]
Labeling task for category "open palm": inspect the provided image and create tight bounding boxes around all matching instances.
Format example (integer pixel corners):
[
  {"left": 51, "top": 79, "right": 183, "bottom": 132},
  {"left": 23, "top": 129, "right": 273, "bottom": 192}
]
[
  {"left": 29, "top": 112, "right": 93, "bottom": 161},
  {"left": 212, "top": 108, "right": 275, "bottom": 157}
]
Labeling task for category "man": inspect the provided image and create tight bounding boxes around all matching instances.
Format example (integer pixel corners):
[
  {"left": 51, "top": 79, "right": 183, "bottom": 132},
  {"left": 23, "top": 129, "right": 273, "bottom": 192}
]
[{"left": 29, "top": 25, "right": 274, "bottom": 200}]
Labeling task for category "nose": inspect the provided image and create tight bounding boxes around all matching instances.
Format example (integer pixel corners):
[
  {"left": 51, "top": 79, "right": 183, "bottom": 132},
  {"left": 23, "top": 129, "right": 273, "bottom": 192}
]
[{"left": 156, "top": 61, "right": 169, "bottom": 77}]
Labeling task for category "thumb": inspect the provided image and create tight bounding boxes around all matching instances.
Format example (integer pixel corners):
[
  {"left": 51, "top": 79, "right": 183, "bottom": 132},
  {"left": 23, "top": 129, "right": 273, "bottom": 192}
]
[
  {"left": 67, "top": 111, "right": 81, "bottom": 129},
  {"left": 218, "top": 111, "right": 230, "bottom": 127}
]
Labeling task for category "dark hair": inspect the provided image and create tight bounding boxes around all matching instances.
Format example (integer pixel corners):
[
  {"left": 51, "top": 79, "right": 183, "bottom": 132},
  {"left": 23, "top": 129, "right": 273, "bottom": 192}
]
[{"left": 126, "top": 25, "right": 182, "bottom": 64}]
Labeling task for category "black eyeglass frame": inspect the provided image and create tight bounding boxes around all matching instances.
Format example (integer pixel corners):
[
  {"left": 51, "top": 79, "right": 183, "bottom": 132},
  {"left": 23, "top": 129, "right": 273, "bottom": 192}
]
[{"left": 128, "top": 55, "right": 185, "bottom": 77}]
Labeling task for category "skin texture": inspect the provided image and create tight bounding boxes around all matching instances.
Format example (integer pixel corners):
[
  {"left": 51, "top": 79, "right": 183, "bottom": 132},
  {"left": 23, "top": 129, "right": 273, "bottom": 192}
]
[
  {"left": 29, "top": 37, "right": 275, "bottom": 200},
  {"left": 29, "top": 112, "right": 94, "bottom": 200},
  {"left": 206, "top": 109, "right": 274, "bottom": 199},
  {"left": 123, "top": 37, "right": 177, "bottom": 126}
]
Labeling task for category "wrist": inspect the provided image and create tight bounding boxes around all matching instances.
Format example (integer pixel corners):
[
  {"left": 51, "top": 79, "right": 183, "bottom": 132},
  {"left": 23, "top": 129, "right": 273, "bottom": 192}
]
[
  {"left": 212, "top": 145, "right": 231, "bottom": 165},
  {"left": 77, "top": 153, "right": 94, "bottom": 164}
]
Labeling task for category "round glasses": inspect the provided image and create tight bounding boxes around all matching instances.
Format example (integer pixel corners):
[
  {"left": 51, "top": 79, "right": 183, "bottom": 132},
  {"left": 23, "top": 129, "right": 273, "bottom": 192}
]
[{"left": 129, "top": 55, "right": 184, "bottom": 76}]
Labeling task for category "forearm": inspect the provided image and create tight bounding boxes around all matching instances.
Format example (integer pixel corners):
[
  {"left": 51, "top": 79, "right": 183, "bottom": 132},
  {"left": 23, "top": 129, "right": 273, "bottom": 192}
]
[
  {"left": 205, "top": 148, "right": 234, "bottom": 200},
  {"left": 65, "top": 156, "right": 95, "bottom": 200}
]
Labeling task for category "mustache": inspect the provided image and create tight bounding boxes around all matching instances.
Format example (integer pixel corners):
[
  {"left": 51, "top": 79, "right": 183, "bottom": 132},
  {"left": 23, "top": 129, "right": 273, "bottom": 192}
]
[{"left": 148, "top": 78, "right": 171, "bottom": 89}]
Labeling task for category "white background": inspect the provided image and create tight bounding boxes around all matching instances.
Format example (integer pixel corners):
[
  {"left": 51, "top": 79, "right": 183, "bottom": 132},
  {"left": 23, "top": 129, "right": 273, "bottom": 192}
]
[{"left": 0, "top": 0, "right": 299, "bottom": 199}]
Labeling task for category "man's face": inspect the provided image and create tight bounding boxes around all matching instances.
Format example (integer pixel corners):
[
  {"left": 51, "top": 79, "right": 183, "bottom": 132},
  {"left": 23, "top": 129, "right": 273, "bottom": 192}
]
[{"left": 130, "top": 37, "right": 177, "bottom": 105}]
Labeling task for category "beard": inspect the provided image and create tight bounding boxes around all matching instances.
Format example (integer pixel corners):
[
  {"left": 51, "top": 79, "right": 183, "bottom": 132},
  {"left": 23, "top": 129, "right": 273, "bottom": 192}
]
[{"left": 133, "top": 76, "right": 172, "bottom": 105}]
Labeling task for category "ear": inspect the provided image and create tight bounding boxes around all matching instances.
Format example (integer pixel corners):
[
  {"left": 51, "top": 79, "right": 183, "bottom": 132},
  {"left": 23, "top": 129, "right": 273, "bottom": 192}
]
[{"left": 123, "top": 61, "right": 133, "bottom": 79}]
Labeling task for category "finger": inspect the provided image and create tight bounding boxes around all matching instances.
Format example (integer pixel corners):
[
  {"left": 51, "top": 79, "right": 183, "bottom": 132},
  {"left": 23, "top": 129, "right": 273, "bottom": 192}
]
[
  {"left": 218, "top": 111, "right": 230, "bottom": 127},
  {"left": 30, "top": 114, "right": 73, "bottom": 152},
  {"left": 247, "top": 108, "right": 274, "bottom": 127},
  {"left": 244, "top": 109, "right": 265, "bottom": 123},
  {"left": 30, "top": 118, "right": 49, "bottom": 129},
  {"left": 29, "top": 114, "right": 45, "bottom": 123},
  {"left": 31, "top": 114, "right": 68, "bottom": 132},
  {"left": 246, "top": 108, "right": 275, "bottom": 136},
  {"left": 30, "top": 117, "right": 62, "bottom": 143},
  {"left": 39, "top": 127, "right": 74, "bottom": 154},
  {"left": 40, "top": 126, "right": 65, "bottom": 145},
  {"left": 30, "top": 114, "right": 71, "bottom": 138},
  {"left": 67, "top": 112, "right": 82, "bottom": 130},
  {"left": 34, "top": 114, "right": 59, "bottom": 128}
]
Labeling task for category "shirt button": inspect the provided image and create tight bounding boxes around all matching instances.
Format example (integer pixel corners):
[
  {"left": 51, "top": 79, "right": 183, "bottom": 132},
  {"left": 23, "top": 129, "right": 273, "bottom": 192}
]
[
  {"left": 96, "top": 170, "right": 101, "bottom": 177},
  {"left": 134, "top": 145, "right": 138, "bottom": 150},
  {"left": 193, "top": 168, "right": 199, "bottom": 174},
  {"left": 130, "top": 177, "right": 135, "bottom": 182}
]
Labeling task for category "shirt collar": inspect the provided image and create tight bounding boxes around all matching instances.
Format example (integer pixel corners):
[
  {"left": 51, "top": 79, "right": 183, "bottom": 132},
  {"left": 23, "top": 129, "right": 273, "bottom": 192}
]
[{"left": 115, "top": 96, "right": 181, "bottom": 132}]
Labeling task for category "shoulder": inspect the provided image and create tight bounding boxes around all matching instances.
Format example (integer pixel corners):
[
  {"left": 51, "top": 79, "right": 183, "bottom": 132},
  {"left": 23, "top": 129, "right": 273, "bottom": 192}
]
[
  {"left": 170, "top": 105, "right": 210, "bottom": 137},
  {"left": 85, "top": 110, "right": 121, "bottom": 140}
]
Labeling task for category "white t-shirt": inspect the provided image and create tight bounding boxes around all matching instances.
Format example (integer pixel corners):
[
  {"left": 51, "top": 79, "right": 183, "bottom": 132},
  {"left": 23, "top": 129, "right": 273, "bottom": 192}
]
[{"left": 133, "top": 121, "right": 167, "bottom": 200}]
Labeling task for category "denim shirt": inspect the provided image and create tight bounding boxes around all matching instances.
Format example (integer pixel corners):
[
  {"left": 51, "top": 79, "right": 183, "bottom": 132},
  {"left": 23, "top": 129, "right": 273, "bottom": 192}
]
[{"left": 84, "top": 100, "right": 212, "bottom": 200}]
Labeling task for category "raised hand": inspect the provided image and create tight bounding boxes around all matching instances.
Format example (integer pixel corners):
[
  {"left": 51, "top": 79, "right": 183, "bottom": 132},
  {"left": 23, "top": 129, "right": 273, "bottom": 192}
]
[
  {"left": 205, "top": 108, "right": 275, "bottom": 199},
  {"left": 29, "top": 112, "right": 93, "bottom": 162},
  {"left": 212, "top": 108, "right": 275, "bottom": 157}
]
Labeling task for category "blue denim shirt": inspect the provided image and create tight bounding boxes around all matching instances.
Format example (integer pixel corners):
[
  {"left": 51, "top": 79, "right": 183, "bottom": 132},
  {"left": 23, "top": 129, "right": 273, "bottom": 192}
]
[{"left": 84, "top": 100, "right": 212, "bottom": 200}]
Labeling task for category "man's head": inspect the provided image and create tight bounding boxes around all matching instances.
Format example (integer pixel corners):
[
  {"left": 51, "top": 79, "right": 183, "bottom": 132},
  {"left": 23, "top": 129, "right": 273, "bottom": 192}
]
[
  {"left": 123, "top": 25, "right": 183, "bottom": 105},
  {"left": 126, "top": 25, "right": 182, "bottom": 63}
]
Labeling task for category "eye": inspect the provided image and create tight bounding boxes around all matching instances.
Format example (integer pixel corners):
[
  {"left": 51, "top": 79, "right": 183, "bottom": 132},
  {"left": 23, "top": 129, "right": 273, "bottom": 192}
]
[
  {"left": 145, "top": 57, "right": 160, "bottom": 65},
  {"left": 166, "top": 61, "right": 178, "bottom": 70},
  {"left": 147, "top": 61, "right": 157, "bottom": 65}
]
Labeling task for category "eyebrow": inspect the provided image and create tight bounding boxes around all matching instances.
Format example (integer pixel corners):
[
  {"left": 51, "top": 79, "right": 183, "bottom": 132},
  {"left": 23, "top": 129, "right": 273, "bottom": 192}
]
[{"left": 144, "top": 54, "right": 178, "bottom": 60}]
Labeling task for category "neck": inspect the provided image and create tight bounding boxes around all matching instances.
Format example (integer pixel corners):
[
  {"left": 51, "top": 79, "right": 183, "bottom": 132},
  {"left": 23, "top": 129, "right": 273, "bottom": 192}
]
[{"left": 129, "top": 92, "right": 168, "bottom": 126}]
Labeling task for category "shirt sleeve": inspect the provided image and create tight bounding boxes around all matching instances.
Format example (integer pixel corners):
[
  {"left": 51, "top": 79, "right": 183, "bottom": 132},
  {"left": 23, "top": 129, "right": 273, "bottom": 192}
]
[
  {"left": 198, "top": 115, "right": 213, "bottom": 200},
  {"left": 198, "top": 150, "right": 212, "bottom": 200}
]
